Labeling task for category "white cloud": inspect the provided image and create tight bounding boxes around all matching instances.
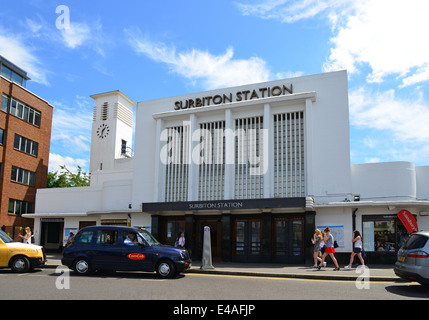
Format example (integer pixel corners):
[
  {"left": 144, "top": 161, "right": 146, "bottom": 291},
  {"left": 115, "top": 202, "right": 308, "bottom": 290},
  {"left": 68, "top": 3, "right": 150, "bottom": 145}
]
[
  {"left": 60, "top": 22, "right": 91, "bottom": 49},
  {"left": 349, "top": 88, "right": 429, "bottom": 143},
  {"left": 364, "top": 157, "right": 381, "bottom": 164},
  {"left": 58, "top": 20, "right": 109, "bottom": 57},
  {"left": 324, "top": 0, "right": 429, "bottom": 87},
  {"left": 349, "top": 88, "right": 429, "bottom": 165},
  {"left": 0, "top": 28, "right": 49, "bottom": 85},
  {"left": 49, "top": 153, "right": 88, "bottom": 174},
  {"left": 50, "top": 96, "right": 93, "bottom": 153},
  {"left": 125, "top": 29, "right": 272, "bottom": 89},
  {"left": 25, "top": 17, "right": 43, "bottom": 33},
  {"left": 235, "top": 0, "right": 353, "bottom": 23},
  {"left": 236, "top": 0, "right": 429, "bottom": 88}
]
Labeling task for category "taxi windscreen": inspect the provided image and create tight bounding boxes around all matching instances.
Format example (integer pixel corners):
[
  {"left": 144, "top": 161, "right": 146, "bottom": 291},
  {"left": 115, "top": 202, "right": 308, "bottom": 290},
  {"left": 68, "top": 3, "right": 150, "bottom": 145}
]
[
  {"left": 139, "top": 230, "right": 161, "bottom": 246},
  {"left": 0, "top": 229, "right": 14, "bottom": 243}
]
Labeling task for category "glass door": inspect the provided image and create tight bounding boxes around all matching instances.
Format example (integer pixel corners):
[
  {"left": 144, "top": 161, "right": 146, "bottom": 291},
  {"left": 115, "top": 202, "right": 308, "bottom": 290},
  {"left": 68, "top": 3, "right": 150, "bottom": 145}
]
[
  {"left": 163, "top": 218, "right": 185, "bottom": 247},
  {"left": 274, "top": 217, "right": 304, "bottom": 264},
  {"left": 233, "top": 218, "right": 261, "bottom": 262}
]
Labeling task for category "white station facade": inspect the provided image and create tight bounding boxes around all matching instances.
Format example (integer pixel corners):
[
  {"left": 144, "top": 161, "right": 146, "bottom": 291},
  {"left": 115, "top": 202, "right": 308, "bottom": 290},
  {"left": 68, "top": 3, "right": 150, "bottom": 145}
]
[{"left": 27, "top": 70, "right": 429, "bottom": 264}]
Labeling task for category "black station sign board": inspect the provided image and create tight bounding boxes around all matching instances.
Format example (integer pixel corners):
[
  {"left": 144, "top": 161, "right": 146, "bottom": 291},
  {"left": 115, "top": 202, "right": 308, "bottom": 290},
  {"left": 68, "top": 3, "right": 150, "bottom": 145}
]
[{"left": 142, "top": 197, "right": 306, "bottom": 212}]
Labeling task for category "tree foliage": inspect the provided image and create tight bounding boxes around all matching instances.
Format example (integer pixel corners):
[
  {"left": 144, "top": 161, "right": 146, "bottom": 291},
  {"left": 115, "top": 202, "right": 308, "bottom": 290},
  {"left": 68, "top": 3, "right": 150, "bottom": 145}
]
[{"left": 47, "top": 165, "right": 90, "bottom": 188}]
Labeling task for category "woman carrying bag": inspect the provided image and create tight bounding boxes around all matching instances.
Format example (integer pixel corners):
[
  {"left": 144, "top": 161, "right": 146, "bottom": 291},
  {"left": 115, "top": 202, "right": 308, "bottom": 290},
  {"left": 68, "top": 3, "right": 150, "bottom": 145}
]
[{"left": 317, "top": 227, "right": 340, "bottom": 271}]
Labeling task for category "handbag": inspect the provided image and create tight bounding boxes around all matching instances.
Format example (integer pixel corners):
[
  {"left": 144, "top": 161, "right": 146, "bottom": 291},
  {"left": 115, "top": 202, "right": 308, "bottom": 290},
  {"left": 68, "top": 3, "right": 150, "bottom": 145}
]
[{"left": 334, "top": 240, "right": 339, "bottom": 248}]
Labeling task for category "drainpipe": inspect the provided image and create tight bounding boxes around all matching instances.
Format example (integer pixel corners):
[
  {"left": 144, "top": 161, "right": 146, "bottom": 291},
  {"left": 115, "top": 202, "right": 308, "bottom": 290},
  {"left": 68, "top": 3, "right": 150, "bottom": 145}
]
[{"left": 352, "top": 208, "right": 358, "bottom": 231}]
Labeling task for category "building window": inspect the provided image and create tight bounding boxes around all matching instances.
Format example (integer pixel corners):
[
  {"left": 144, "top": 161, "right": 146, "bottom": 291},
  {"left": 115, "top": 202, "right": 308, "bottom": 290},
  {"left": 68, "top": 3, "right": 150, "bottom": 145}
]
[
  {"left": 1, "top": 65, "right": 27, "bottom": 87},
  {"left": 121, "top": 139, "right": 127, "bottom": 154},
  {"left": 163, "top": 125, "right": 189, "bottom": 202},
  {"left": 362, "top": 215, "right": 408, "bottom": 253},
  {"left": 1, "top": 94, "right": 9, "bottom": 113},
  {"left": 0, "top": 128, "right": 4, "bottom": 145},
  {"left": 11, "top": 166, "right": 36, "bottom": 186},
  {"left": 273, "top": 112, "right": 305, "bottom": 197},
  {"left": 8, "top": 199, "right": 34, "bottom": 215},
  {"left": 198, "top": 121, "right": 225, "bottom": 201},
  {"left": 14, "top": 134, "right": 38, "bottom": 157},
  {"left": 234, "top": 116, "right": 264, "bottom": 199},
  {"left": 120, "top": 139, "right": 133, "bottom": 158},
  {"left": 1, "top": 94, "right": 41, "bottom": 127}
]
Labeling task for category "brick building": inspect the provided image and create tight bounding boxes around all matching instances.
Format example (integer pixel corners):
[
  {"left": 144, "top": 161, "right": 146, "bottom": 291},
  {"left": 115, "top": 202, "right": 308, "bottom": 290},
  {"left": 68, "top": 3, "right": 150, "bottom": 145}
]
[{"left": 0, "top": 56, "right": 53, "bottom": 240}]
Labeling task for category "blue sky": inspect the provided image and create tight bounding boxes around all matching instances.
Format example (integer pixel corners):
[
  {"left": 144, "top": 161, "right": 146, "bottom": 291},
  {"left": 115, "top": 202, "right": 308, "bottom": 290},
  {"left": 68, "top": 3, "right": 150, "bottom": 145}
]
[{"left": 1, "top": 0, "right": 429, "bottom": 173}]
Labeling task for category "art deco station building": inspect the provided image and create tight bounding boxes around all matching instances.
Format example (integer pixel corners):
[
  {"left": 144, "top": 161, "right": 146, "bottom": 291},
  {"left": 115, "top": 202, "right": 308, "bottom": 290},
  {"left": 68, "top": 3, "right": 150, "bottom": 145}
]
[{"left": 28, "top": 71, "right": 429, "bottom": 264}]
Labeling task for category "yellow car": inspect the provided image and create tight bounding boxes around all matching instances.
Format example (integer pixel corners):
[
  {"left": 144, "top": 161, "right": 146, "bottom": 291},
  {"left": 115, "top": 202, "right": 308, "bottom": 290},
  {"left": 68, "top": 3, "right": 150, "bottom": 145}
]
[{"left": 0, "top": 229, "right": 46, "bottom": 272}]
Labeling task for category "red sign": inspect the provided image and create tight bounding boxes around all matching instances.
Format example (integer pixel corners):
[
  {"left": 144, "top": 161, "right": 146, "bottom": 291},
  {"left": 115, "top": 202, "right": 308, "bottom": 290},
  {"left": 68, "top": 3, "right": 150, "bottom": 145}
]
[
  {"left": 127, "top": 253, "right": 146, "bottom": 260},
  {"left": 397, "top": 210, "right": 418, "bottom": 234}
]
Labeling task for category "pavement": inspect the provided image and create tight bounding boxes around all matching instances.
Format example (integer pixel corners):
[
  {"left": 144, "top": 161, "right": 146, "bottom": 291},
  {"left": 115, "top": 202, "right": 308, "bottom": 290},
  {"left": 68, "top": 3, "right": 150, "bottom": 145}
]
[{"left": 45, "top": 253, "right": 401, "bottom": 282}]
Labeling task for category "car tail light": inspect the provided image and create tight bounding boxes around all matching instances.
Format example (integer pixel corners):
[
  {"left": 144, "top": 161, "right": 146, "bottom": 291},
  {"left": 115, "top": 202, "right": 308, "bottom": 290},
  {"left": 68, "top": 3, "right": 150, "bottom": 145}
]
[{"left": 408, "top": 251, "right": 429, "bottom": 258}]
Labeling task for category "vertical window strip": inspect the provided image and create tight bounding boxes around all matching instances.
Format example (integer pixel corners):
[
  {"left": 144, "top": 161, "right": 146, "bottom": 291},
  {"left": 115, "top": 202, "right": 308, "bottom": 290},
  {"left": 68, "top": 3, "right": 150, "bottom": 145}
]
[
  {"left": 273, "top": 112, "right": 305, "bottom": 198},
  {"left": 234, "top": 116, "right": 264, "bottom": 200},
  {"left": 198, "top": 121, "right": 225, "bottom": 201},
  {"left": 164, "top": 125, "right": 189, "bottom": 202}
]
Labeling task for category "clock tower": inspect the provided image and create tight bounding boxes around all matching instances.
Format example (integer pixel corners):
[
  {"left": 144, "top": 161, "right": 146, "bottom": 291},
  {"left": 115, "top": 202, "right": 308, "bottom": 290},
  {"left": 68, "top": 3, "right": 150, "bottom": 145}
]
[{"left": 89, "top": 90, "right": 135, "bottom": 175}]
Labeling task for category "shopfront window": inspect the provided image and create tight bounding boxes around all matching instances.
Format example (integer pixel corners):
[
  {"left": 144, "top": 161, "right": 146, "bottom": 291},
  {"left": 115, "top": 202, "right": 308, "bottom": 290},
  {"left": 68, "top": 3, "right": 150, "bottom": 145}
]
[{"left": 362, "top": 215, "right": 409, "bottom": 252}]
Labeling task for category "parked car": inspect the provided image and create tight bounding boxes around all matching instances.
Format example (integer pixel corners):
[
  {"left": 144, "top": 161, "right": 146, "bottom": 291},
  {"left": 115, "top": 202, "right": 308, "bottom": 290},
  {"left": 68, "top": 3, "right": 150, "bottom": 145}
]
[
  {"left": 62, "top": 225, "right": 191, "bottom": 279},
  {"left": 394, "top": 231, "right": 429, "bottom": 286},
  {"left": 0, "top": 229, "right": 46, "bottom": 272}
]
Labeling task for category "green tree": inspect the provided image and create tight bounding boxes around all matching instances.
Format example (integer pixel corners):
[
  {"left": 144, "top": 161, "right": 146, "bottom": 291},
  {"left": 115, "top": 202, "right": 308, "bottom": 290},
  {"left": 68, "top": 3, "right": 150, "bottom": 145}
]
[{"left": 47, "top": 165, "right": 90, "bottom": 188}]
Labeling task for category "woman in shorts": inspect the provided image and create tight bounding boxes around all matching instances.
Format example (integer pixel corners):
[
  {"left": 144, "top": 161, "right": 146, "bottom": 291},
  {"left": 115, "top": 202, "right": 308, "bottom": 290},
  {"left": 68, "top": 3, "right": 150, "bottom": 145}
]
[
  {"left": 317, "top": 227, "right": 340, "bottom": 271},
  {"left": 311, "top": 229, "right": 323, "bottom": 267},
  {"left": 344, "top": 230, "right": 365, "bottom": 268}
]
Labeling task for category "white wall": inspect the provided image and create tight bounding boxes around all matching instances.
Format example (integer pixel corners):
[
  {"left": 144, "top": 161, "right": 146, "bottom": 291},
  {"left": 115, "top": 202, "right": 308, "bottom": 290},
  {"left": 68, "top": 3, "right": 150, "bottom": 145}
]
[
  {"left": 36, "top": 187, "right": 102, "bottom": 213},
  {"left": 351, "top": 162, "right": 416, "bottom": 201},
  {"left": 416, "top": 166, "right": 429, "bottom": 200},
  {"left": 36, "top": 176, "right": 133, "bottom": 214},
  {"left": 315, "top": 207, "right": 354, "bottom": 253},
  {"left": 132, "top": 70, "right": 352, "bottom": 205}
]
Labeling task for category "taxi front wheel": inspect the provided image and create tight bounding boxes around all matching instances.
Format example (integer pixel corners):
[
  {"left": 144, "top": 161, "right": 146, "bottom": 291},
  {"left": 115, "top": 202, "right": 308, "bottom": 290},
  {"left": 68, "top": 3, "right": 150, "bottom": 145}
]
[
  {"left": 156, "top": 260, "right": 176, "bottom": 279},
  {"left": 10, "top": 256, "right": 30, "bottom": 273}
]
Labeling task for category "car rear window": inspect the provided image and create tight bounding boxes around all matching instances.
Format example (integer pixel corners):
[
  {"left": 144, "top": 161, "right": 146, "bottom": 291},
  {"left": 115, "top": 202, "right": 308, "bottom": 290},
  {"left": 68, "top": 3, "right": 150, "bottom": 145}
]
[{"left": 403, "top": 234, "right": 429, "bottom": 250}]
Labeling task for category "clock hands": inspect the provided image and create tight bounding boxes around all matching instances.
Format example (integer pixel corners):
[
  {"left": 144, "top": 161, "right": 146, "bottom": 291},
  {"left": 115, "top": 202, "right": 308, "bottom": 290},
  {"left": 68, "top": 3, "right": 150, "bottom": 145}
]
[{"left": 97, "top": 124, "right": 109, "bottom": 138}]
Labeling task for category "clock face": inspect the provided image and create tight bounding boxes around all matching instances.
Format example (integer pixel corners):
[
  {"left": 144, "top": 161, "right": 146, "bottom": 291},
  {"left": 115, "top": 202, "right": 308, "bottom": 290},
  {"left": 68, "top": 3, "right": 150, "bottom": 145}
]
[{"left": 96, "top": 124, "right": 110, "bottom": 139}]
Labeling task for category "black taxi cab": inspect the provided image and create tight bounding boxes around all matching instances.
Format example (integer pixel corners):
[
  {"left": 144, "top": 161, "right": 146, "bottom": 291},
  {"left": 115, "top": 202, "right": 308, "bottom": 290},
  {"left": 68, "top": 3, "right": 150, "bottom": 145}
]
[{"left": 61, "top": 225, "right": 191, "bottom": 278}]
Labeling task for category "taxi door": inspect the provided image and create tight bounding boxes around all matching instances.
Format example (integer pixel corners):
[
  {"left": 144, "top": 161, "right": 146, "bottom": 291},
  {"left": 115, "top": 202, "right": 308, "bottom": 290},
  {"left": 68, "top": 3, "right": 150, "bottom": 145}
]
[
  {"left": 91, "top": 229, "right": 123, "bottom": 270},
  {"left": 120, "top": 231, "right": 154, "bottom": 271}
]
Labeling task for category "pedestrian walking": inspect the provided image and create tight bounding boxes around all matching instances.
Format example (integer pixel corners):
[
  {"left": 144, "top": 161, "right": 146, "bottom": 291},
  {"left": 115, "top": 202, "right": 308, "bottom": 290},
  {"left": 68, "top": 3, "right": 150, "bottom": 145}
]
[
  {"left": 344, "top": 230, "right": 365, "bottom": 268},
  {"left": 176, "top": 232, "right": 185, "bottom": 248},
  {"left": 18, "top": 227, "right": 32, "bottom": 244},
  {"left": 317, "top": 227, "right": 340, "bottom": 271},
  {"left": 311, "top": 229, "right": 323, "bottom": 267}
]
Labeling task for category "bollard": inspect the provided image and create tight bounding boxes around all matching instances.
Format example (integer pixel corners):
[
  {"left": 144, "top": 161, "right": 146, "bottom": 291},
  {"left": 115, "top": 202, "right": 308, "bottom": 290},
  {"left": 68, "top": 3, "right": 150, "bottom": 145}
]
[{"left": 200, "top": 226, "right": 215, "bottom": 270}]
